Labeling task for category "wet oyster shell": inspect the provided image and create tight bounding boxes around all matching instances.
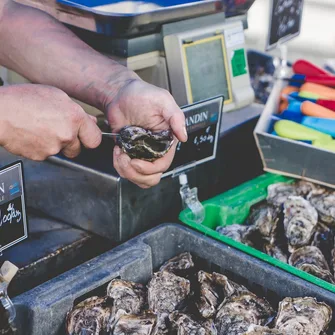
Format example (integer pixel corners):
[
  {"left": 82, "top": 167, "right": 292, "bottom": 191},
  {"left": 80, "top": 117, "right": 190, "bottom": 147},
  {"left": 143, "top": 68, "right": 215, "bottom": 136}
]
[
  {"left": 283, "top": 196, "right": 318, "bottom": 251},
  {"left": 169, "top": 312, "right": 217, "bottom": 335},
  {"left": 106, "top": 279, "right": 146, "bottom": 316},
  {"left": 116, "top": 126, "right": 174, "bottom": 162},
  {"left": 159, "top": 252, "right": 194, "bottom": 276},
  {"left": 243, "top": 325, "right": 286, "bottom": 335},
  {"left": 215, "top": 292, "right": 274, "bottom": 335},
  {"left": 308, "top": 189, "right": 335, "bottom": 226},
  {"left": 267, "top": 183, "right": 298, "bottom": 208},
  {"left": 66, "top": 297, "right": 112, "bottom": 335},
  {"left": 274, "top": 297, "right": 332, "bottom": 335},
  {"left": 112, "top": 311, "right": 158, "bottom": 335},
  {"left": 148, "top": 271, "right": 190, "bottom": 333}
]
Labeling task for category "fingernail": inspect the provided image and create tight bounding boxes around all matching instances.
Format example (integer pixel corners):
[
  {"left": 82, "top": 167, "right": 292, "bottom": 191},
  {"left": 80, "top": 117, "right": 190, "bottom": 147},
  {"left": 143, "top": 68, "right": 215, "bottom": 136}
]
[
  {"left": 183, "top": 126, "right": 188, "bottom": 140},
  {"left": 114, "top": 146, "right": 121, "bottom": 156}
]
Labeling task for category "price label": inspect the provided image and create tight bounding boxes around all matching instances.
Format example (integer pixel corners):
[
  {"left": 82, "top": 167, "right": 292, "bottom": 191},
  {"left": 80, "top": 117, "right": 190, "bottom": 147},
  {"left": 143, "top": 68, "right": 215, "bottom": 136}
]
[
  {"left": 163, "top": 96, "right": 223, "bottom": 177},
  {"left": 266, "top": 0, "right": 304, "bottom": 51},
  {"left": 0, "top": 162, "right": 28, "bottom": 253}
]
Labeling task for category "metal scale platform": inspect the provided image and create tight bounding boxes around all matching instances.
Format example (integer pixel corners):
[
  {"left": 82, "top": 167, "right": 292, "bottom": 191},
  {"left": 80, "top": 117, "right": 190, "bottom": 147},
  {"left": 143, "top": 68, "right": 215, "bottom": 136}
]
[{"left": 2, "top": 0, "right": 264, "bottom": 295}]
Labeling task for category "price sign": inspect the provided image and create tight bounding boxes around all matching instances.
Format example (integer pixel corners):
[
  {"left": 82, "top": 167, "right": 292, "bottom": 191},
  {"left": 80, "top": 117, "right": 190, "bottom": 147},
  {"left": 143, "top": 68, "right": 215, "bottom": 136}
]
[
  {"left": 0, "top": 162, "right": 28, "bottom": 253},
  {"left": 266, "top": 0, "right": 304, "bottom": 51},
  {"left": 163, "top": 96, "right": 223, "bottom": 177}
]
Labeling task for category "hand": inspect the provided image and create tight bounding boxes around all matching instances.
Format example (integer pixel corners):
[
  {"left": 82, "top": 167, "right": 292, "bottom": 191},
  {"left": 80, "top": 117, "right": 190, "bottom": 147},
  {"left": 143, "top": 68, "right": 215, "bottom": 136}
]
[
  {"left": 105, "top": 79, "right": 187, "bottom": 189},
  {"left": 0, "top": 84, "right": 102, "bottom": 160}
]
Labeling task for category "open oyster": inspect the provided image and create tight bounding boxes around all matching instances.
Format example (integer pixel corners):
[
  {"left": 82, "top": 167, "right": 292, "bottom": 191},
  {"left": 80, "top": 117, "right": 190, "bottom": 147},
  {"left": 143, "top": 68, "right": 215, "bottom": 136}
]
[
  {"left": 106, "top": 279, "right": 146, "bottom": 316},
  {"left": 267, "top": 183, "right": 298, "bottom": 208},
  {"left": 283, "top": 196, "right": 318, "bottom": 251},
  {"left": 159, "top": 252, "right": 194, "bottom": 276},
  {"left": 274, "top": 297, "right": 332, "bottom": 335},
  {"left": 112, "top": 311, "right": 158, "bottom": 335},
  {"left": 289, "top": 246, "right": 334, "bottom": 283},
  {"left": 308, "top": 189, "right": 335, "bottom": 226},
  {"left": 169, "top": 312, "right": 217, "bottom": 335},
  {"left": 66, "top": 296, "right": 112, "bottom": 335},
  {"left": 215, "top": 292, "right": 274, "bottom": 335},
  {"left": 116, "top": 126, "right": 174, "bottom": 162},
  {"left": 148, "top": 271, "right": 190, "bottom": 334},
  {"left": 243, "top": 325, "right": 286, "bottom": 335}
]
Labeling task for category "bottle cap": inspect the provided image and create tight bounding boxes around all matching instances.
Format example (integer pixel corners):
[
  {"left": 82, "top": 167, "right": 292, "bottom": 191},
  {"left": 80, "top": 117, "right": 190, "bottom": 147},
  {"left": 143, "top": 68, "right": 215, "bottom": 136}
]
[{"left": 179, "top": 174, "right": 188, "bottom": 185}]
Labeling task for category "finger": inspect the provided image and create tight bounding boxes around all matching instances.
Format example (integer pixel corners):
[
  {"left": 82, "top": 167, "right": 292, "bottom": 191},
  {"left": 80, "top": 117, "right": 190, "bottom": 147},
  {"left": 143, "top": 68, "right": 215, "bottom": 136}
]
[
  {"left": 130, "top": 140, "right": 177, "bottom": 175},
  {"left": 162, "top": 99, "right": 187, "bottom": 142},
  {"left": 61, "top": 138, "right": 81, "bottom": 158},
  {"left": 87, "top": 114, "right": 98, "bottom": 123},
  {"left": 78, "top": 114, "right": 102, "bottom": 149},
  {"left": 113, "top": 146, "right": 163, "bottom": 188}
]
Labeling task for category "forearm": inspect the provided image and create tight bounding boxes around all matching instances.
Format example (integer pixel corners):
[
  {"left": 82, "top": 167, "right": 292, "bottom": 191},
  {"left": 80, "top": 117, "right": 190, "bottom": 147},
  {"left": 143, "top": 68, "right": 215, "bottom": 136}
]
[{"left": 0, "top": 1, "right": 138, "bottom": 111}]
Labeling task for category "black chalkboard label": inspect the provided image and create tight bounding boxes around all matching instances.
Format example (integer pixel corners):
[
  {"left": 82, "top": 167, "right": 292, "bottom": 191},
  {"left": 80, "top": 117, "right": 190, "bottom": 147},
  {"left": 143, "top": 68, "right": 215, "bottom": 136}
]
[
  {"left": 163, "top": 96, "right": 223, "bottom": 177},
  {"left": 266, "top": 0, "right": 304, "bottom": 50},
  {"left": 0, "top": 162, "right": 28, "bottom": 253}
]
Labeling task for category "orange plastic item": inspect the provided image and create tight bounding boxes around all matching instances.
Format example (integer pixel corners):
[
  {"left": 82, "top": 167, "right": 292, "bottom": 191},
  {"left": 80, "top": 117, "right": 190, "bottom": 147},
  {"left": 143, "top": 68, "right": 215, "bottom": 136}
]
[
  {"left": 300, "top": 83, "right": 335, "bottom": 100},
  {"left": 279, "top": 86, "right": 298, "bottom": 113},
  {"left": 301, "top": 101, "right": 335, "bottom": 119}
]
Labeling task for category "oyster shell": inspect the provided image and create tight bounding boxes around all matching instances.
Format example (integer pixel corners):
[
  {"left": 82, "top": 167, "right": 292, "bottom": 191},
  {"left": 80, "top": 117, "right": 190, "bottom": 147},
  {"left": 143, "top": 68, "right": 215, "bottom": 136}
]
[
  {"left": 66, "top": 296, "right": 112, "bottom": 335},
  {"left": 264, "top": 243, "right": 288, "bottom": 263},
  {"left": 159, "top": 252, "right": 194, "bottom": 276},
  {"left": 275, "top": 297, "right": 332, "bottom": 335},
  {"left": 116, "top": 126, "right": 174, "bottom": 162},
  {"left": 294, "top": 181, "right": 320, "bottom": 198},
  {"left": 148, "top": 271, "right": 190, "bottom": 334},
  {"left": 169, "top": 312, "right": 217, "bottom": 335},
  {"left": 106, "top": 279, "right": 146, "bottom": 315},
  {"left": 267, "top": 183, "right": 298, "bottom": 208},
  {"left": 211, "top": 272, "right": 249, "bottom": 299},
  {"left": 216, "top": 224, "right": 256, "bottom": 246},
  {"left": 247, "top": 203, "right": 280, "bottom": 240},
  {"left": 243, "top": 325, "right": 286, "bottom": 335},
  {"left": 283, "top": 196, "right": 318, "bottom": 251},
  {"left": 112, "top": 311, "right": 158, "bottom": 335},
  {"left": 215, "top": 292, "right": 274, "bottom": 335},
  {"left": 308, "top": 189, "right": 335, "bottom": 226},
  {"left": 311, "top": 222, "right": 334, "bottom": 264}
]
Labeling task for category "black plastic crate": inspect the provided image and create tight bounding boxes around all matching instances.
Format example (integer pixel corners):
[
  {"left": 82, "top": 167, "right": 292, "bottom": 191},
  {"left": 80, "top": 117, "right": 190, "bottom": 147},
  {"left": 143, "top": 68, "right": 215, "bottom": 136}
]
[{"left": 13, "top": 224, "right": 335, "bottom": 334}]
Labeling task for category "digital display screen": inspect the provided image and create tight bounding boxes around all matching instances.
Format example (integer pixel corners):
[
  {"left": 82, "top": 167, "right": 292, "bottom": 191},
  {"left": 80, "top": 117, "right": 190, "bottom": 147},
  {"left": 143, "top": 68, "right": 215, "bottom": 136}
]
[{"left": 183, "top": 35, "right": 232, "bottom": 104}]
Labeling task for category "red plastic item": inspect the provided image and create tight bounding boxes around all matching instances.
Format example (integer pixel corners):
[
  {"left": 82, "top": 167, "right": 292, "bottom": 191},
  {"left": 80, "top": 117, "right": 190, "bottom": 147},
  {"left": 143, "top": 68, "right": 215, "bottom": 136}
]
[
  {"left": 293, "top": 60, "right": 331, "bottom": 77},
  {"left": 317, "top": 99, "right": 335, "bottom": 112},
  {"left": 304, "top": 75, "right": 335, "bottom": 87}
]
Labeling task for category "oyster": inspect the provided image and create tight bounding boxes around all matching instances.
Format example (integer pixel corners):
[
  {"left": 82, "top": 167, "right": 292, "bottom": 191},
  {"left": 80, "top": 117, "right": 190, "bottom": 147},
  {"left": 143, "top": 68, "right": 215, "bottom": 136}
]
[
  {"left": 264, "top": 243, "right": 288, "bottom": 263},
  {"left": 148, "top": 271, "right": 190, "bottom": 334},
  {"left": 243, "top": 325, "right": 286, "bottom": 334},
  {"left": 116, "top": 126, "right": 174, "bottom": 162},
  {"left": 289, "top": 246, "right": 334, "bottom": 283},
  {"left": 159, "top": 252, "right": 194, "bottom": 276},
  {"left": 311, "top": 222, "right": 334, "bottom": 264},
  {"left": 169, "top": 312, "right": 217, "bottom": 335},
  {"left": 66, "top": 296, "right": 112, "bottom": 335},
  {"left": 247, "top": 203, "right": 280, "bottom": 240},
  {"left": 267, "top": 183, "right": 298, "bottom": 208},
  {"left": 112, "top": 311, "right": 158, "bottom": 335},
  {"left": 283, "top": 196, "right": 318, "bottom": 251},
  {"left": 106, "top": 279, "right": 146, "bottom": 315},
  {"left": 274, "top": 297, "right": 332, "bottom": 335},
  {"left": 308, "top": 189, "right": 335, "bottom": 226},
  {"left": 212, "top": 272, "right": 249, "bottom": 299},
  {"left": 294, "top": 181, "right": 320, "bottom": 198},
  {"left": 215, "top": 292, "right": 274, "bottom": 335},
  {"left": 216, "top": 224, "right": 256, "bottom": 246}
]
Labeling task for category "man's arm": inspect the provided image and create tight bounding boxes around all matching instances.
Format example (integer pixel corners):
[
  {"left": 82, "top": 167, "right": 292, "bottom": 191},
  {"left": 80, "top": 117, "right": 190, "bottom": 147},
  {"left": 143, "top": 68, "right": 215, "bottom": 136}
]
[{"left": 0, "top": 0, "right": 137, "bottom": 112}]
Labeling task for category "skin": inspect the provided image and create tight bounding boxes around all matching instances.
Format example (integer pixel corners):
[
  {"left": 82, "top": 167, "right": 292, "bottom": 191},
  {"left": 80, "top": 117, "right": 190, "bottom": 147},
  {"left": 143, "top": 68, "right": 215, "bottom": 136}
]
[{"left": 0, "top": 0, "right": 187, "bottom": 188}]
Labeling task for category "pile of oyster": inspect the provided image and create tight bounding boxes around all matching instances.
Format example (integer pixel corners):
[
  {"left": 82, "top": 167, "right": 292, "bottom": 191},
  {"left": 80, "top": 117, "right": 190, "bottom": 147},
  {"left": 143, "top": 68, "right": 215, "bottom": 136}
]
[
  {"left": 216, "top": 180, "right": 335, "bottom": 284},
  {"left": 66, "top": 252, "right": 333, "bottom": 335}
]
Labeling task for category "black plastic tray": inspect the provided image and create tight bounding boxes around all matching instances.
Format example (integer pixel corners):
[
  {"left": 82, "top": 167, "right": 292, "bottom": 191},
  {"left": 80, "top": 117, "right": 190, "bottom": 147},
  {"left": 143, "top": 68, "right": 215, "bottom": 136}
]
[{"left": 13, "top": 223, "right": 335, "bottom": 334}]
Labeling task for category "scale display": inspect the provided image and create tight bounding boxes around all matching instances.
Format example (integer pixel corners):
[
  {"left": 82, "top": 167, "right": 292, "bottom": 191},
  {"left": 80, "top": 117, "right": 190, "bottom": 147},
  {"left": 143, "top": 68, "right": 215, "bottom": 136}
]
[{"left": 182, "top": 35, "right": 233, "bottom": 105}]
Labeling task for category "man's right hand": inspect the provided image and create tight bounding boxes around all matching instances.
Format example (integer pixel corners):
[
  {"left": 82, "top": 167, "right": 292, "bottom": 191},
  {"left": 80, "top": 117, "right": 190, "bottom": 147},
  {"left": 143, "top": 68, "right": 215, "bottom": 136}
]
[{"left": 0, "top": 84, "right": 102, "bottom": 160}]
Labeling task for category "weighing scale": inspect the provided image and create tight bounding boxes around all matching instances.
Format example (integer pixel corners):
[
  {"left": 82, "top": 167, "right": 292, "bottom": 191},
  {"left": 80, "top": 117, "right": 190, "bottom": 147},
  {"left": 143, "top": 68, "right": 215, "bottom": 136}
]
[{"left": 1, "top": 0, "right": 262, "bottom": 242}]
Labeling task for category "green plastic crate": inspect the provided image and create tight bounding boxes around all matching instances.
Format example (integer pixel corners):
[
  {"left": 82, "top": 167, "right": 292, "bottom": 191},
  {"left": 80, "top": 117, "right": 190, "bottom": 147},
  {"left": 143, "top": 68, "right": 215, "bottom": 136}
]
[{"left": 179, "top": 173, "right": 335, "bottom": 293}]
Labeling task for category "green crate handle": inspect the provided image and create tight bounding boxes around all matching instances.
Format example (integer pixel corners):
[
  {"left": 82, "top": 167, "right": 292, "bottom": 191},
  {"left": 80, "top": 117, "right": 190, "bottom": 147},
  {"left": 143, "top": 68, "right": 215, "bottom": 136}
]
[{"left": 179, "top": 173, "right": 335, "bottom": 293}]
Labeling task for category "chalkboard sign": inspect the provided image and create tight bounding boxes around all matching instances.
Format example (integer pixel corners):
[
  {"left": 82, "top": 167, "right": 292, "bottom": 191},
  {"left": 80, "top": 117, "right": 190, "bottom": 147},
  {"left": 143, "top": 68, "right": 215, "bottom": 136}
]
[
  {"left": 266, "top": 0, "right": 304, "bottom": 51},
  {"left": 0, "top": 162, "right": 28, "bottom": 253},
  {"left": 163, "top": 96, "right": 223, "bottom": 177}
]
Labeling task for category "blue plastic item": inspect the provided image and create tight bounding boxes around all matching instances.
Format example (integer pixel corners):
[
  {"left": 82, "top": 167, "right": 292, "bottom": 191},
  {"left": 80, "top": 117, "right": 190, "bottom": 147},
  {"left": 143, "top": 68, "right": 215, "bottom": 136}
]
[{"left": 301, "top": 117, "right": 335, "bottom": 137}]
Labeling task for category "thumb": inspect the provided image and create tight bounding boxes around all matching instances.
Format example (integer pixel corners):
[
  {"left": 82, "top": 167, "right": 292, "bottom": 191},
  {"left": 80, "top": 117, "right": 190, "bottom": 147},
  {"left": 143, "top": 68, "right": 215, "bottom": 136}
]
[{"left": 78, "top": 114, "right": 102, "bottom": 149}]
